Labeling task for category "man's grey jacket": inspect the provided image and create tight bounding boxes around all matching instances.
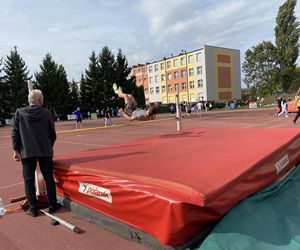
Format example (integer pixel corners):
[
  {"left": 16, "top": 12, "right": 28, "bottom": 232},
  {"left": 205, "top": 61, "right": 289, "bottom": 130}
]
[{"left": 11, "top": 105, "right": 56, "bottom": 159}]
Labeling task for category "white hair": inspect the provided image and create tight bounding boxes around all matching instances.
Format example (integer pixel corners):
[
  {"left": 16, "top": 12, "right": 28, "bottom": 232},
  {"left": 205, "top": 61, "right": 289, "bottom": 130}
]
[{"left": 28, "top": 89, "right": 43, "bottom": 105}]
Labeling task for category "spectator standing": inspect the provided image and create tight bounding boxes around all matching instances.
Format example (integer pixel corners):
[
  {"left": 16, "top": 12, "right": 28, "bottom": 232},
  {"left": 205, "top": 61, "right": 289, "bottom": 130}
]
[{"left": 11, "top": 90, "right": 61, "bottom": 217}]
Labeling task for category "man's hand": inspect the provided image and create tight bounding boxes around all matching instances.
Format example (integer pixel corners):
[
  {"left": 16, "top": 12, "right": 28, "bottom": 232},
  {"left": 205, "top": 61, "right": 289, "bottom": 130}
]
[{"left": 13, "top": 150, "right": 21, "bottom": 161}]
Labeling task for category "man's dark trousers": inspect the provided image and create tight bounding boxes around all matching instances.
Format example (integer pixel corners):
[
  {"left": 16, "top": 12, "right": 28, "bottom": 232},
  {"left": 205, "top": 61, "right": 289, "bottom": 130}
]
[{"left": 21, "top": 157, "right": 57, "bottom": 209}]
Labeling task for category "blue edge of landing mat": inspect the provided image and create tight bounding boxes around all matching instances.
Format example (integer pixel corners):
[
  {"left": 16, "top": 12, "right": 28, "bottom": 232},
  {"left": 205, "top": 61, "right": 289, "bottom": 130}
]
[{"left": 197, "top": 163, "right": 300, "bottom": 250}]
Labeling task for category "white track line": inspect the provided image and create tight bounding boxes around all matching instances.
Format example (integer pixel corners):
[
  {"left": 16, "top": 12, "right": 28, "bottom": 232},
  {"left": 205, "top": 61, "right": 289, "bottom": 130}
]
[
  {"left": 56, "top": 140, "right": 107, "bottom": 147},
  {"left": 0, "top": 182, "right": 23, "bottom": 190}
]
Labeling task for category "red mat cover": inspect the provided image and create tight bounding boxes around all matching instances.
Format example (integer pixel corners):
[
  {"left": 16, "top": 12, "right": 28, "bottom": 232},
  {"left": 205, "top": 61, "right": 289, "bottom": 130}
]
[{"left": 54, "top": 128, "right": 300, "bottom": 246}]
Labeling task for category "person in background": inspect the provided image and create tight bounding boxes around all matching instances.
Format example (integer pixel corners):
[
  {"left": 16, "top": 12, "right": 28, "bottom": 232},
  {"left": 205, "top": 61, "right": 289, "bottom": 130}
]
[
  {"left": 293, "top": 88, "right": 300, "bottom": 124},
  {"left": 104, "top": 107, "right": 113, "bottom": 126},
  {"left": 277, "top": 95, "right": 288, "bottom": 118},
  {"left": 11, "top": 90, "right": 61, "bottom": 217},
  {"left": 73, "top": 107, "right": 83, "bottom": 129},
  {"left": 276, "top": 95, "right": 283, "bottom": 117}
]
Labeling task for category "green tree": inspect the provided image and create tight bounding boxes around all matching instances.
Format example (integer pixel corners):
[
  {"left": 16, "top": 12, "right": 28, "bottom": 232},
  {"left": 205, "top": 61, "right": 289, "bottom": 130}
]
[
  {"left": 35, "top": 53, "right": 70, "bottom": 115},
  {"left": 69, "top": 79, "right": 80, "bottom": 109},
  {"left": 290, "top": 66, "right": 300, "bottom": 91},
  {"left": 115, "top": 49, "right": 136, "bottom": 93},
  {"left": 56, "top": 65, "right": 71, "bottom": 114},
  {"left": 275, "top": 0, "right": 300, "bottom": 92},
  {"left": 3, "top": 47, "right": 31, "bottom": 113},
  {"left": 134, "top": 85, "right": 146, "bottom": 107},
  {"left": 80, "top": 51, "right": 100, "bottom": 111},
  {"left": 98, "top": 46, "right": 116, "bottom": 108},
  {"left": 242, "top": 41, "right": 279, "bottom": 96},
  {"left": 0, "top": 57, "right": 7, "bottom": 115},
  {"left": 115, "top": 49, "right": 138, "bottom": 106}
]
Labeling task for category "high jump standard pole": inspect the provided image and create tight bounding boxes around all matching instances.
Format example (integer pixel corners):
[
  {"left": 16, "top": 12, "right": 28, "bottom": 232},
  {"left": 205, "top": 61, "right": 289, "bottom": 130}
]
[{"left": 175, "top": 88, "right": 182, "bottom": 131}]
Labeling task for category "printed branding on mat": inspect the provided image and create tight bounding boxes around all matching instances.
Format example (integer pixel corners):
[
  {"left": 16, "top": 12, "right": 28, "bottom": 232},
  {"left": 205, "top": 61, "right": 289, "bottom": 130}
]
[
  {"left": 78, "top": 182, "right": 112, "bottom": 203},
  {"left": 275, "top": 154, "right": 289, "bottom": 174}
]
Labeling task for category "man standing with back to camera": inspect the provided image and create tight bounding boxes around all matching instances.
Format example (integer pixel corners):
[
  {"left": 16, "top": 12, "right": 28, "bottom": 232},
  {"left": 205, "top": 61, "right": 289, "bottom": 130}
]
[{"left": 11, "top": 89, "right": 61, "bottom": 217}]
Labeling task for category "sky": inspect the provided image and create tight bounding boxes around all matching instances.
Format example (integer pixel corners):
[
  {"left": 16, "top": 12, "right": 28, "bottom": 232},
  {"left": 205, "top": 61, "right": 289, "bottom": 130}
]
[{"left": 0, "top": 0, "right": 299, "bottom": 83}]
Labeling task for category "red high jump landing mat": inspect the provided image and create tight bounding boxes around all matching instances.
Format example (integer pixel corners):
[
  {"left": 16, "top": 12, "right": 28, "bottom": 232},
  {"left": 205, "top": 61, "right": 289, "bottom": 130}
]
[{"left": 54, "top": 128, "right": 300, "bottom": 248}]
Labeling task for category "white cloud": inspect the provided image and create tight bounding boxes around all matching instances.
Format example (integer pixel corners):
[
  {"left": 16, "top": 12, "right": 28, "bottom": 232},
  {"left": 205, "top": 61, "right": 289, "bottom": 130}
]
[
  {"left": 48, "top": 27, "right": 60, "bottom": 33},
  {"left": 0, "top": 0, "right": 299, "bottom": 82}
]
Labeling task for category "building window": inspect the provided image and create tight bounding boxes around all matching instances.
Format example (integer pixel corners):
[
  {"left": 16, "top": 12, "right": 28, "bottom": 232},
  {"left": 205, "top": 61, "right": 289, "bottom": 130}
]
[
  {"left": 167, "top": 61, "right": 171, "bottom": 69},
  {"left": 174, "top": 71, "right": 179, "bottom": 79},
  {"left": 154, "top": 64, "right": 158, "bottom": 72},
  {"left": 161, "top": 74, "right": 165, "bottom": 81},
  {"left": 181, "top": 57, "right": 186, "bottom": 65},
  {"left": 189, "top": 68, "right": 194, "bottom": 76},
  {"left": 162, "top": 86, "right": 166, "bottom": 93},
  {"left": 173, "top": 59, "right": 178, "bottom": 67},
  {"left": 196, "top": 52, "right": 202, "bottom": 61},
  {"left": 168, "top": 84, "right": 172, "bottom": 92},
  {"left": 155, "top": 75, "right": 159, "bottom": 83},
  {"left": 160, "top": 63, "right": 165, "bottom": 70},
  {"left": 197, "top": 79, "right": 203, "bottom": 88},
  {"left": 143, "top": 77, "right": 147, "bottom": 82},
  {"left": 182, "top": 82, "right": 187, "bottom": 90},
  {"left": 149, "top": 65, "right": 153, "bottom": 73},
  {"left": 150, "top": 87, "right": 154, "bottom": 94},
  {"left": 167, "top": 73, "right": 172, "bottom": 80},
  {"left": 143, "top": 67, "right": 147, "bottom": 73},
  {"left": 175, "top": 84, "right": 179, "bottom": 91},
  {"left": 149, "top": 76, "right": 153, "bottom": 83},
  {"left": 197, "top": 66, "right": 203, "bottom": 75},
  {"left": 188, "top": 55, "right": 193, "bottom": 63},
  {"left": 189, "top": 81, "right": 195, "bottom": 89},
  {"left": 156, "top": 87, "right": 160, "bottom": 93},
  {"left": 181, "top": 70, "right": 186, "bottom": 78}
]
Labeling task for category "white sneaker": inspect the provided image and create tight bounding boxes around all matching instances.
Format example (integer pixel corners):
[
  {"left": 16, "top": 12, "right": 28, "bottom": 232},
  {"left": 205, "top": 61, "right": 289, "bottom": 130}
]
[
  {"left": 113, "top": 83, "right": 118, "bottom": 93},
  {"left": 117, "top": 86, "right": 122, "bottom": 93}
]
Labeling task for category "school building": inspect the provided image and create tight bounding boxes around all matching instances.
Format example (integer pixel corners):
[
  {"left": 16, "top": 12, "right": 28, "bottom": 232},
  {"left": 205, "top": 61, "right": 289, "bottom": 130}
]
[{"left": 131, "top": 45, "right": 241, "bottom": 104}]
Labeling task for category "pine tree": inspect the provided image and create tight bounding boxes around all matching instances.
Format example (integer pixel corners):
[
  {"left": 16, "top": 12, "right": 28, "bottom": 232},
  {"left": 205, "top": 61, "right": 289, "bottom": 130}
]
[
  {"left": 80, "top": 51, "right": 100, "bottom": 111},
  {"left": 3, "top": 47, "right": 30, "bottom": 113},
  {"left": 69, "top": 79, "right": 80, "bottom": 110},
  {"left": 115, "top": 49, "right": 136, "bottom": 93},
  {"left": 56, "top": 65, "right": 71, "bottom": 114},
  {"left": 0, "top": 57, "right": 7, "bottom": 115},
  {"left": 98, "top": 46, "right": 116, "bottom": 108},
  {"left": 275, "top": 0, "right": 300, "bottom": 92},
  {"left": 35, "top": 53, "right": 70, "bottom": 115}
]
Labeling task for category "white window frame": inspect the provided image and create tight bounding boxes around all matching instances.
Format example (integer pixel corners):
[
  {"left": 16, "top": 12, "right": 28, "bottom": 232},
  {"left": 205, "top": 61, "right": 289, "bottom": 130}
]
[
  {"left": 174, "top": 71, "right": 179, "bottom": 79},
  {"left": 189, "top": 81, "right": 195, "bottom": 89},
  {"left": 197, "top": 66, "right": 203, "bottom": 75},
  {"left": 197, "top": 79, "right": 203, "bottom": 88}
]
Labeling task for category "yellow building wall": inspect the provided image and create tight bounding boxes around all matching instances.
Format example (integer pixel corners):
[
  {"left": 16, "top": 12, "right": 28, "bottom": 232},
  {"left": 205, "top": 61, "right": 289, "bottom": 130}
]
[{"left": 186, "top": 51, "right": 197, "bottom": 102}]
